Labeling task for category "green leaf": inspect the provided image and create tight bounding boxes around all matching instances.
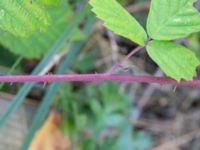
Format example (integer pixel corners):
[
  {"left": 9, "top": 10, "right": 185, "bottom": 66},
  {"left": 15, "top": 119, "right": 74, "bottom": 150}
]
[
  {"left": 0, "top": 0, "right": 51, "bottom": 37},
  {"left": 117, "top": 125, "right": 152, "bottom": 150},
  {"left": 147, "top": 0, "right": 200, "bottom": 40},
  {"left": 0, "top": 1, "right": 84, "bottom": 58},
  {"left": 147, "top": 40, "right": 200, "bottom": 81},
  {"left": 89, "top": 0, "right": 147, "bottom": 46},
  {"left": 36, "top": 0, "right": 60, "bottom": 6}
]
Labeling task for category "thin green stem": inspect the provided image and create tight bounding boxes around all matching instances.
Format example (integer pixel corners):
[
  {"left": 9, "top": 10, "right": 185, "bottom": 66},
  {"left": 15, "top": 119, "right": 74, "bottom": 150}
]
[{"left": 0, "top": 56, "right": 23, "bottom": 89}]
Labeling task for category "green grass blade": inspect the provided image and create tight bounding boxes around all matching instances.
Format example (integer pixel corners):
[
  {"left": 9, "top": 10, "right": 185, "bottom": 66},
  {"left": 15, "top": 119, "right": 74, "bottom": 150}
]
[
  {"left": 21, "top": 15, "right": 96, "bottom": 150},
  {"left": 0, "top": 5, "right": 91, "bottom": 129},
  {"left": 0, "top": 56, "right": 23, "bottom": 89}
]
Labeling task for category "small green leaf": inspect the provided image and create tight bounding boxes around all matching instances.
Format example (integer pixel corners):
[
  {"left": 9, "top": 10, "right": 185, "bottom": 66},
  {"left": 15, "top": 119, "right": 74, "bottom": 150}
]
[
  {"left": 147, "top": 0, "right": 200, "bottom": 40},
  {"left": 36, "top": 0, "right": 60, "bottom": 6},
  {"left": 0, "top": 0, "right": 51, "bottom": 37},
  {"left": 147, "top": 40, "right": 200, "bottom": 81},
  {"left": 89, "top": 0, "right": 147, "bottom": 46}
]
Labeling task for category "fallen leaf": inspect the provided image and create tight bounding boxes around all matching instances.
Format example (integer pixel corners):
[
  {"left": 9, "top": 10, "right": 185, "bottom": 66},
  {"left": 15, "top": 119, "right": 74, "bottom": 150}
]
[{"left": 29, "top": 110, "right": 71, "bottom": 150}]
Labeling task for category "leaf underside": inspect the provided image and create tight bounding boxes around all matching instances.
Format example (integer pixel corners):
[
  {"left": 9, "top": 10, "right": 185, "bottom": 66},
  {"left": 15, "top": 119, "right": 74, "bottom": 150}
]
[
  {"left": 147, "top": 0, "right": 200, "bottom": 40},
  {"left": 147, "top": 40, "right": 200, "bottom": 81},
  {"left": 89, "top": 0, "right": 147, "bottom": 46},
  {"left": 0, "top": 0, "right": 51, "bottom": 37}
]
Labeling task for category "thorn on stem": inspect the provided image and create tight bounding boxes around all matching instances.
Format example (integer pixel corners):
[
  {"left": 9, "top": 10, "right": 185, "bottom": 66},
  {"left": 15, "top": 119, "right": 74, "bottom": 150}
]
[
  {"left": 173, "top": 86, "right": 177, "bottom": 92},
  {"left": 43, "top": 72, "right": 53, "bottom": 88}
]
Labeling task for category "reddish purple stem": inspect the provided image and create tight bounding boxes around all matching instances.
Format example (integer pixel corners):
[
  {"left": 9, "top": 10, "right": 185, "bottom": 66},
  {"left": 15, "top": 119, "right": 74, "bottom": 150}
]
[
  {"left": 107, "top": 46, "right": 145, "bottom": 74},
  {"left": 0, "top": 74, "right": 200, "bottom": 87}
]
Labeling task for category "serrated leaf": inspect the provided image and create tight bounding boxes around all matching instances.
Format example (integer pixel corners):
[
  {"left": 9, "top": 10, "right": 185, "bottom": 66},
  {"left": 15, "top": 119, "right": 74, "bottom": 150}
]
[
  {"left": 89, "top": 0, "right": 147, "bottom": 46},
  {"left": 0, "top": 0, "right": 51, "bottom": 37},
  {"left": 0, "top": 1, "right": 84, "bottom": 58},
  {"left": 147, "top": 40, "right": 200, "bottom": 81},
  {"left": 36, "top": 0, "right": 60, "bottom": 7},
  {"left": 147, "top": 0, "right": 200, "bottom": 40}
]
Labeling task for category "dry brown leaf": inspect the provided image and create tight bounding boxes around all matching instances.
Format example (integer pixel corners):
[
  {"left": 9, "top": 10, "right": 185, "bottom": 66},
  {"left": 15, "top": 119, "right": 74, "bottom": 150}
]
[{"left": 29, "top": 110, "right": 71, "bottom": 150}]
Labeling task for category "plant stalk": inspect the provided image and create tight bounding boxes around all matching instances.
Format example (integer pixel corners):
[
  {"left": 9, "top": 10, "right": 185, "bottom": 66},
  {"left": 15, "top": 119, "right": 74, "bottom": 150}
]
[
  {"left": 0, "top": 74, "right": 200, "bottom": 87},
  {"left": 107, "top": 46, "right": 144, "bottom": 74}
]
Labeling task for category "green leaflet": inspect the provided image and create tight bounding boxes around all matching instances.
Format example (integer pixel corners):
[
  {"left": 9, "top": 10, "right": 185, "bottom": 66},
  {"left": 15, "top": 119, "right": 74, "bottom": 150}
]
[
  {"left": 147, "top": 40, "right": 200, "bottom": 81},
  {"left": 89, "top": 0, "right": 147, "bottom": 46},
  {"left": 0, "top": 0, "right": 51, "bottom": 37},
  {"left": 147, "top": 0, "right": 200, "bottom": 40},
  {"left": 36, "top": 0, "right": 60, "bottom": 6},
  {"left": 0, "top": 1, "right": 84, "bottom": 58}
]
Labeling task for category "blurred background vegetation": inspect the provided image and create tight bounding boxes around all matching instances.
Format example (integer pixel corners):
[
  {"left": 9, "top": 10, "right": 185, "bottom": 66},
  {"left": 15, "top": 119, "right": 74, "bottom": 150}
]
[{"left": 0, "top": 0, "right": 200, "bottom": 150}]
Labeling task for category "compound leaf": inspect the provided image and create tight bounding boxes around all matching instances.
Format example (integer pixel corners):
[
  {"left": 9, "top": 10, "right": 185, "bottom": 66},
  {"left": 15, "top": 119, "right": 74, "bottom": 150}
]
[
  {"left": 89, "top": 0, "right": 147, "bottom": 46},
  {"left": 147, "top": 40, "right": 200, "bottom": 81},
  {"left": 0, "top": 0, "right": 51, "bottom": 37},
  {"left": 147, "top": 0, "right": 200, "bottom": 40}
]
